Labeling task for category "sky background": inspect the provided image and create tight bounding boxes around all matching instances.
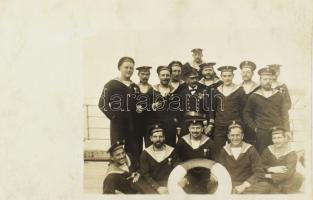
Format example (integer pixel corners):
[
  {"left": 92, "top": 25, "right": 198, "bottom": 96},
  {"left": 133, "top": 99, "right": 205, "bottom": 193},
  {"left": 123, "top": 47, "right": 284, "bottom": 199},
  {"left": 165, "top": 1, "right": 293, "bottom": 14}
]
[{"left": 83, "top": 0, "right": 312, "bottom": 104}]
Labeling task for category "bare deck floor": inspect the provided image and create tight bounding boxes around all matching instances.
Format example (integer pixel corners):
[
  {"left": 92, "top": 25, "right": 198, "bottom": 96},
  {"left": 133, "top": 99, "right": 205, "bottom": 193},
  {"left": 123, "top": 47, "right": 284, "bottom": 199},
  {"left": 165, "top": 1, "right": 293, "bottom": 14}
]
[{"left": 84, "top": 161, "right": 108, "bottom": 194}]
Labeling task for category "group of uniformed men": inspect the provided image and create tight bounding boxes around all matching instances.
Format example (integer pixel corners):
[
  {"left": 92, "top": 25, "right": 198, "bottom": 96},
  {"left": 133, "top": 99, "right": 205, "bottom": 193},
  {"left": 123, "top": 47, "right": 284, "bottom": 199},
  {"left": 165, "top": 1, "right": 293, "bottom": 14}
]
[{"left": 98, "top": 48, "right": 303, "bottom": 194}]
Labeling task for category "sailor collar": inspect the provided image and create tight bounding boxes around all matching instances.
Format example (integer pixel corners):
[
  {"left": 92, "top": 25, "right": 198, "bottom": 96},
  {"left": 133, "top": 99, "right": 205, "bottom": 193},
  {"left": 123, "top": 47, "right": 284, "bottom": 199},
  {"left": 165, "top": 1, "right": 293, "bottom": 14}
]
[
  {"left": 241, "top": 81, "right": 259, "bottom": 94},
  {"left": 144, "top": 144, "right": 174, "bottom": 163},
  {"left": 104, "top": 155, "right": 132, "bottom": 179},
  {"left": 182, "top": 134, "right": 210, "bottom": 149},
  {"left": 254, "top": 88, "right": 279, "bottom": 98},
  {"left": 268, "top": 144, "right": 294, "bottom": 159},
  {"left": 199, "top": 77, "right": 220, "bottom": 85},
  {"left": 217, "top": 84, "right": 242, "bottom": 97},
  {"left": 223, "top": 142, "right": 252, "bottom": 156}
]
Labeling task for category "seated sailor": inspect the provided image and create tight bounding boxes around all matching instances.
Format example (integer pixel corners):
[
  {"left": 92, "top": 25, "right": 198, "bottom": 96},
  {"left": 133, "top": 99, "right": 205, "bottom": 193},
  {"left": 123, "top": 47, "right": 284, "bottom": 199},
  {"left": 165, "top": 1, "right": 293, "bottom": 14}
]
[
  {"left": 261, "top": 126, "right": 304, "bottom": 194},
  {"left": 217, "top": 121, "right": 271, "bottom": 194},
  {"left": 140, "top": 124, "right": 180, "bottom": 194},
  {"left": 102, "top": 141, "right": 153, "bottom": 194},
  {"left": 175, "top": 112, "right": 217, "bottom": 194}
]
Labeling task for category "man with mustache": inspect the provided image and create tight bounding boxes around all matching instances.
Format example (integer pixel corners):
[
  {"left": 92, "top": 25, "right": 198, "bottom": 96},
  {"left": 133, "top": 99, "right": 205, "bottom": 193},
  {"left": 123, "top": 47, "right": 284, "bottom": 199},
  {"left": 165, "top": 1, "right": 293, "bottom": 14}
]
[
  {"left": 198, "top": 62, "right": 223, "bottom": 88},
  {"left": 239, "top": 61, "right": 260, "bottom": 145},
  {"left": 168, "top": 61, "right": 184, "bottom": 90},
  {"left": 268, "top": 64, "right": 292, "bottom": 110},
  {"left": 131, "top": 66, "right": 154, "bottom": 161},
  {"left": 147, "top": 66, "right": 178, "bottom": 147},
  {"left": 243, "top": 68, "right": 290, "bottom": 154},
  {"left": 103, "top": 141, "right": 154, "bottom": 194},
  {"left": 140, "top": 125, "right": 180, "bottom": 194},
  {"left": 240, "top": 61, "right": 260, "bottom": 95},
  {"left": 181, "top": 48, "right": 205, "bottom": 81}
]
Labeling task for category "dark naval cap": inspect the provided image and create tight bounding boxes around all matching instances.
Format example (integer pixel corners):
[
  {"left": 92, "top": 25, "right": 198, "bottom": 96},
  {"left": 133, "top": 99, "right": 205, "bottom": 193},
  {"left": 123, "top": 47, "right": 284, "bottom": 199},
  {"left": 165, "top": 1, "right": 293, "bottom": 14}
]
[
  {"left": 228, "top": 120, "right": 243, "bottom": 131},
  {"left": 217, "top": 66, "right": 237, "bottom": 72},
  {"left": 157, "top": 66, "right": 172, "bottom": 74},
  {"left": 191, "top": 48, "right": 203, "bottom": 54},
  {"left": 267, "top": 64, "right": 282, "bottom": 71},
  {"left": 136, "top": 66, "right": 152, "bottom": 71},
  {"left": 240, "top": 61, "right": 256, "bottom": 71},
  {"left": 258, "top": 67, "right": 276, "bottom": 76},
  {"left": 199, "top": 62, "right": 216, "bottom": 71},
  {"left": 185, "top": 111, "right": 206, "bottom": 124},
  {"left": 186, "top": 69, "right": 200, "bottom": 78},
  {"left": 107, "top": 140, "right": 125, "bottom": 155},
  {"left": 270, "top": 126, "right": 285, "bottom": 134},
  {"left": 149, "top": 124, "right": 164, "bottom": 136}
]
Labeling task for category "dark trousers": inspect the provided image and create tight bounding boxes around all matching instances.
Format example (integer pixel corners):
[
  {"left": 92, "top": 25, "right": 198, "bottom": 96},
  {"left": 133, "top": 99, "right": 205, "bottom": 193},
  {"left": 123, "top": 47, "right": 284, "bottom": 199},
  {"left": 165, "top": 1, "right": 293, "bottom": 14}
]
[
  {"left": 103, "top": 174, "right": 156, "bottom": 194},
  {"left": 255, "top": 128, "right": 273, "bottom": 154},
  {"left": 212, "top": 125, "right": 228, "bottom": 155}
]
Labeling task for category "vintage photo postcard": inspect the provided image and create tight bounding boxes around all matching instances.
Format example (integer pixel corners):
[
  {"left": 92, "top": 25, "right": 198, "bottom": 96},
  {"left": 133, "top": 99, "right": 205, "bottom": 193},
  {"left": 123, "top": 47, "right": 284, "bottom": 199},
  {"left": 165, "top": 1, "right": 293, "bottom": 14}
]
[
  {"left": 0, "top": 0, "right": 312, "bottom": 200},
  {"left": 83, "top": 1, "right": 312, "bottom": 200}
]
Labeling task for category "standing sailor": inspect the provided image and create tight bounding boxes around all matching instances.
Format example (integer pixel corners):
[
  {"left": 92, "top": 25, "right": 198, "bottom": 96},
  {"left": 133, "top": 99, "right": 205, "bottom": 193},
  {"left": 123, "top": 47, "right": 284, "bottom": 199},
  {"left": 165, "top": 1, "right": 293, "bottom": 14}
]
[
  {"left": 168, "top": 61, "right": 184, "bottom": 90},
  {"left": 181, "top": 48, "right": 205, "bottom": 81},
  {"left": 132, "top": 66, "right": 154, "bottom": 160},
  {"left": 98, "top": 57, "right": 140, "bottom": 155},
  {"left": 240, "top": 60, "right": 260, "bottom": 95},
  {"left": 243, "top": 67, "right": 290, "bottom": 154},
  {"left": 148, "top": 66, "right": 178, "bottom": 147},
  {"left": 198, "top": 62, "right": 223, "bottom": 88},
  {"left": 239, "top": 60, "right": 260, "bottom": 145},
  {"left": 211, "top": 66, "right": 247, "bottom": 152},
  {"left": 267, "top": 64, "right": 292, "bottom": 110}
]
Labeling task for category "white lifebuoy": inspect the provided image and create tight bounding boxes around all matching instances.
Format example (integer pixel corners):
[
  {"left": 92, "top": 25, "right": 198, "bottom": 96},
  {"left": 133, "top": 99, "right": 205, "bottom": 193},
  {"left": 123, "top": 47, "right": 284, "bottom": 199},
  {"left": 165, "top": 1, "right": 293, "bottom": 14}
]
[{"left": 168, "top": 159, "right": 232, "bottom": 196}]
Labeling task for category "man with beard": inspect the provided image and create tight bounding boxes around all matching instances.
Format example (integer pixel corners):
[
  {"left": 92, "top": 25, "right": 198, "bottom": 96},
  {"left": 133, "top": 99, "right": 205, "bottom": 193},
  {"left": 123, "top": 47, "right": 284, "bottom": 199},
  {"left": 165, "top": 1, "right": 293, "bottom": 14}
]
[
  {"left": 148, "top": 66, "right": 178, "bottom": 147},
  {"left": 198, "top": 62, "right": 223, "bottom": 88},
  {"left": 103, "top": 141, "right": 154, "bottom": 194},
  {"left": 168, "top": 61, "right": 184, "bottom": 90},
  {"left": 131, "top": 66, "right": 154, "bottom": 161},
  {"left": 174, "top": 69, "right": 213, "bottom": 137},
  {"left": 211, "top": 66, "right": 247, "bottom": 153},
  {"left": 240, "top": 61, "right": 260, "bottom": 95},
  {"left": 267, "top": 64, "right": 292, "bottom": 110},
  {"left": 244, "top": 68, "right": 290, "bottom": 154},
  {"left": 140, "top": 125, "right": 180, "bottom": 194},
  {"left": 181, "top": 48, "right": 205, "bottom": 81}
]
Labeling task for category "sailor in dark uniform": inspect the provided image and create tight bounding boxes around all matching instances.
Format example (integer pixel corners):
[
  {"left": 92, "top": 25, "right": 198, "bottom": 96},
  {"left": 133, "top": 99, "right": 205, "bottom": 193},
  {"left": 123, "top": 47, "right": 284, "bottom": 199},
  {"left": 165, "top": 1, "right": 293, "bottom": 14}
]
[
  {"left": 148, "top": 66, "right": 179, "bottom": 147},
  {"left": 217, "top": 121, "right": 271, "bottom": 194},
  {"left": 240, "top": 61, "right": 260, "bottom": 95},
  {"left": 239, "top": 60, "right": 260, "bottom": 145},
  {"left": 98, "top": 57, "right": 140, "bottom": 156},
  {"left": 174, "top": 69, "right": 214, "bottom": 137},
  {"left": 103, "top": 141, "right": 154, "bottom": 194},
  {"left": 175, "top": 112, "right": 217, "bottom": 193},
  {"left": 181, "top": 48, "right": 205, "bottom": 81},
  {"left": 131, "top": 66, "right": 154, "bottom": 160},
  {"left": 211, "top": 66, "right": 247, "bottom": 152},
  {"left": 168, "top": 61, "right": 184, "bottom": 90},
  {"left": 243, "top": 67, "right": 290, "bottom": 154},
  {"left": 198, "top": 62, "right": 223, "bottom": 88},
  {"left": 140, "top": 125, "right": 180, "bottom": 194},
  {"left": 268, "top": 64, "right": 292, "bottom": 110}
]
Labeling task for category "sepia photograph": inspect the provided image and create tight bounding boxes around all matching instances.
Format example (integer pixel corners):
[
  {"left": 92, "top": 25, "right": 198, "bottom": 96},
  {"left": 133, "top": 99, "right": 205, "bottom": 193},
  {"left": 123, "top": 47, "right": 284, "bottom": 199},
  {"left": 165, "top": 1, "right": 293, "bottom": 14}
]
[
  {"left": 1, "top": 0, "right": 312, "bottom": 200},
  {"left": 83, "top": 1, "right": 311, "bottom": 197}
]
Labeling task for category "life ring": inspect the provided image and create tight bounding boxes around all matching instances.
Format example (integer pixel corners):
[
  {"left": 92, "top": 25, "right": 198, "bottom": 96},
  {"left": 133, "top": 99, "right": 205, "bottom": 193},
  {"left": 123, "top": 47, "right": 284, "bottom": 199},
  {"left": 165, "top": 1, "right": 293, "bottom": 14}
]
[{"left": 168, "top": 159, "right": 232, "bottom": 195}]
